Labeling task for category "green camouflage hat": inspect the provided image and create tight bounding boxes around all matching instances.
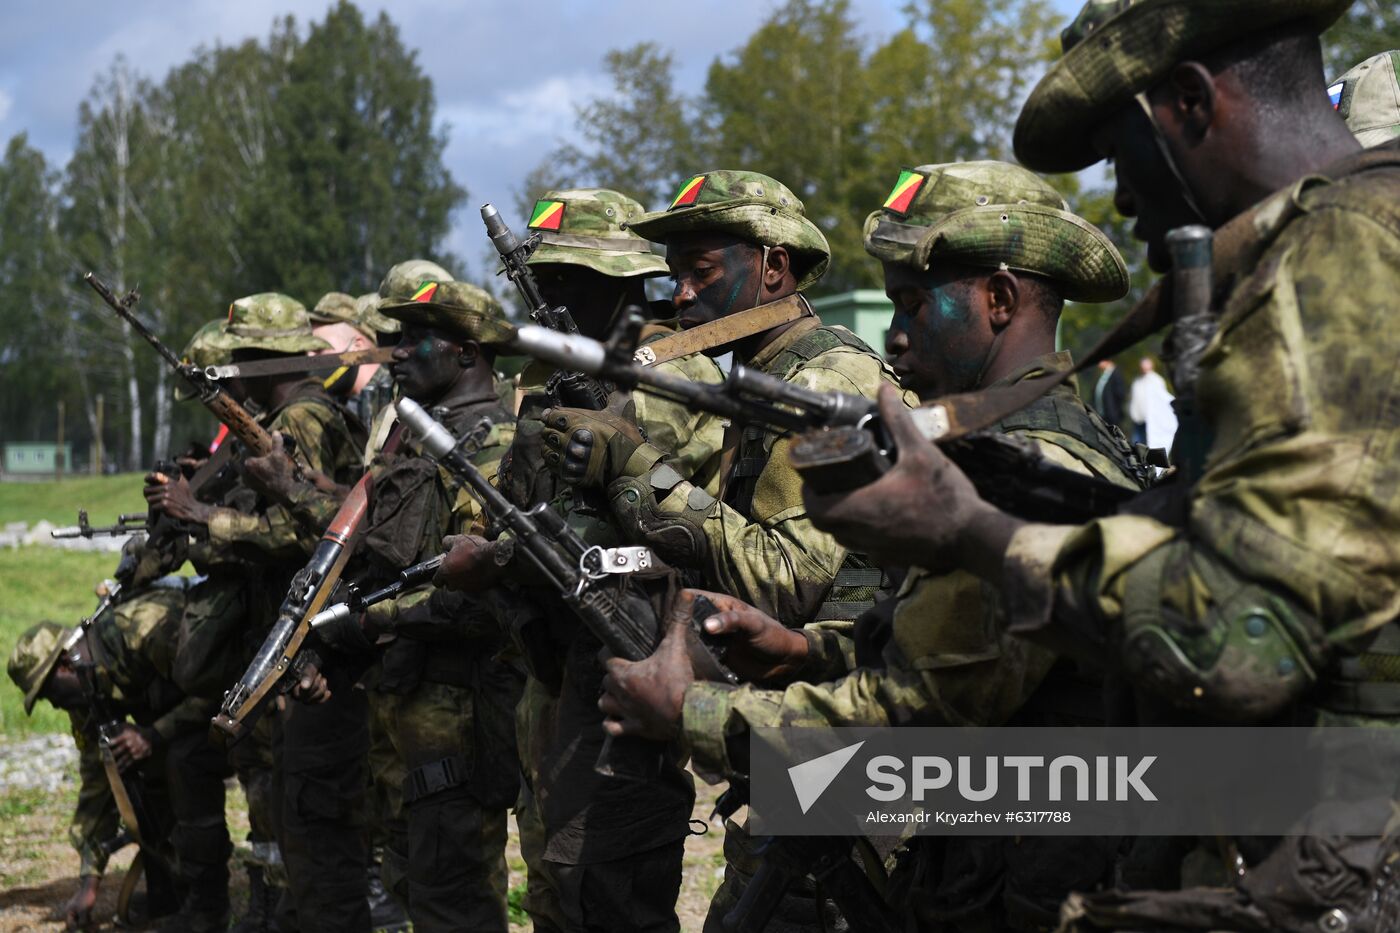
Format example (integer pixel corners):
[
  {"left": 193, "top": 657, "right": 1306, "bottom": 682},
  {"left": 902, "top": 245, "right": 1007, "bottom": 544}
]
[
  {"left": 378, "top": 259, "right": 454, "bottom": 302},
  {"left": 626, "top": 170, "right": 831, "bottom": 291},
  {"left": 522, "top": 188, "right": 668, "bottom": 278},
  {"left": 175, "top": 318, "right": 232, "bottom": 401},
  {"left": 863, "top": 162, "right": 1129, "bottom": 303},
  {"left": 1015, "top": 0, "right": 1354, "bottom": 172},
  {"left": 309, "top": 291, "right": 359, "bottom": 326},
  {"left": 355, "top": 292, "right": 400, "bottom": 336},
  {"left": 8, "top": 621, "right": 71, "bottom": 715},
  {"left": 207, "top": 294, "right": 331, "bottom": 355},
  {"left": 1333, "top": 51, "right": 1400, "bottom": 148},
  {"left": 380, "top": 280, "right": 514, "bottom": 346}
]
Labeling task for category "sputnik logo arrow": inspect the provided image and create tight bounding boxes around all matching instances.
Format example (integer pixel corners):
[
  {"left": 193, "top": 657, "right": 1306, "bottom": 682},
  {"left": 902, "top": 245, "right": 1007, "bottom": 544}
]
[{"left": 787, "top": 740, "right": 865, "bottom": 814}]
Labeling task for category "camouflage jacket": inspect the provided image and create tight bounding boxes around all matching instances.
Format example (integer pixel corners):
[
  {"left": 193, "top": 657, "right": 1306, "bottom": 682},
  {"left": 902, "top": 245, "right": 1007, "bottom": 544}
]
[
  {"left": 682, "top": 353, "right": 1145, "bottom": 782},
  {"left": 611, "top": 314, "right": 910, "bottom": 625},
  {"left": 69, "top": 583, "right": 207, "bottom": 877},
  {"left": 1003, "top": 155, "right": 1400, "bottom": 726}
]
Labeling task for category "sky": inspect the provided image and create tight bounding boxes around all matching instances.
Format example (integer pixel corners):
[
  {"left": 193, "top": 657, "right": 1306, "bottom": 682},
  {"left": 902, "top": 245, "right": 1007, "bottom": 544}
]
[{"left": 0, "top": 0, "right": 1079, "bottom": 277}]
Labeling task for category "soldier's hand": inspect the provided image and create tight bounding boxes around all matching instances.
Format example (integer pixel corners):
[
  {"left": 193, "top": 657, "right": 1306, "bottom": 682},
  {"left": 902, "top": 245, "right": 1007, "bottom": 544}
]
[
  {"left": 598, "top": 595, "right": 695, "bottom": 741},
  {"left": 290, "top": 661, "right": 332, "bottom": 704},
  {"left": 688, "top": 589, "right": 809, "bottom": 684},
  {"left": 540, "top": 406, "right": 647, "bottom": 487},
  {"left": 242, "top": 433, "right": 299, "bottom": 501},
  {"left": 63, "top": 875, "right": 100, "bottom": 930},
  {"left": 143, "top": 469, "right": 213, "bottom": 525},
  {"left": 435, "top": 535, "right": 504, "bottom": 593},
  {"left": 107, "top": 724, "right": 157, "bottom": 771},
  {"left": 803, "top": 385, "right": 1021, "bottom": 576}
]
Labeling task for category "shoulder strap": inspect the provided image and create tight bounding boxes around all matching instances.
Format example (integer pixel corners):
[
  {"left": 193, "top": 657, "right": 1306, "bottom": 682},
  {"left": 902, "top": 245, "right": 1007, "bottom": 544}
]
[{"left": 765, "top": 325, "right": 875, "bottom": 383}]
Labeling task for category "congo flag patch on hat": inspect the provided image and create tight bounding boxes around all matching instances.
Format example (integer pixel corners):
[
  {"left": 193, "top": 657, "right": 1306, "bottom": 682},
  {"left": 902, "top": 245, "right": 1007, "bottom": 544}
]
[
  {"left": 883, "top": 170, "right": 926, "bottom": 216},
  {"left": 411, "top": 282, "right": 439, "bottom": 303},
  {"left": 528, "top": 199, "right": 566, "bottom": 231},
  {"left": 669, "top": 175, "right": 707, "bottom": 210}
]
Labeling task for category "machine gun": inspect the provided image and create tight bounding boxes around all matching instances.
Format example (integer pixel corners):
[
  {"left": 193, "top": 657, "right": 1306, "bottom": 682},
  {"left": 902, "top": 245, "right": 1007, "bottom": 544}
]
[
  {"left": 511, "top": 317, "right": 1141, "bottom": 524},
  {"left": 480, "top": 203, "right": 610, "bottom": 410},
  {"left": 210, "top": 426, "right": 405, "bottom": 744},
  {"left": 51, "top": 510, "right": 148, "bottom": 539},
  {"left": 395, "top": 397, "right": 735, "bottom": 776}
]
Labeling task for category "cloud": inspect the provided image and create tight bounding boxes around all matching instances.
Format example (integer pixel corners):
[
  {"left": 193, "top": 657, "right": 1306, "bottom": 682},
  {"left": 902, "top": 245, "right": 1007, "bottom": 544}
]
[{"left": 0, "top": 90, "right": 12, "bottom": 125}]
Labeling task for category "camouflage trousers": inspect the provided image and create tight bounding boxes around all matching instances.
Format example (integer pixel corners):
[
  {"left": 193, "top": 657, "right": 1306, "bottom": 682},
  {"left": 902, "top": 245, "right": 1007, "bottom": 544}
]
[
  {"left": 367, "top": 684, "right": 408, "bottom": 906},
  {"left": 388, "top": 679, "right": 510, "bottom": 933}
]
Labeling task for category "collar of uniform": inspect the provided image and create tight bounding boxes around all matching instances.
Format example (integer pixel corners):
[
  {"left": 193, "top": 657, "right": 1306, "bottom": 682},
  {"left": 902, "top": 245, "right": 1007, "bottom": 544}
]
[
  {"left": 745, "top": 312, "right": 822, "bottom": 372},
  {"left": 987, "top": 349, "right": 1076, "bottom": 390}
]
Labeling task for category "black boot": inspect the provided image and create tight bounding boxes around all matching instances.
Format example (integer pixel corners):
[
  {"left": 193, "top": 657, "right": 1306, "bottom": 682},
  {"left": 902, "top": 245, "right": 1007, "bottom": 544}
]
[{"left": 231, "top": 864, "right": 283, "bottom": 933}]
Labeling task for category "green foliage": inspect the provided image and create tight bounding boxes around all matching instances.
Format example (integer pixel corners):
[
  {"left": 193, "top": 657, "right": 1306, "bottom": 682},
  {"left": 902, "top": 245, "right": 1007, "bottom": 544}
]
[
  {"left": 0, "top": 549, "right": 120, "bottom": 737},
  {"left": 507, "top": 881, "right": 529, "bottom": 926},
  {"left": 1322, "top": 1, "right": 1400, "bottom": 78}
]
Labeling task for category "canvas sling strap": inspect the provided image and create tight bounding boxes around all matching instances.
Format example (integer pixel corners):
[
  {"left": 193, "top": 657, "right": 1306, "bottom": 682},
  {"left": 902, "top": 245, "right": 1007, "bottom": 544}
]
[
  {"left": 202, "top": 346, "right": 396, "bottom": 381},
  {"left": 632, "top": 293, "right": 813, "bottom": 366}
]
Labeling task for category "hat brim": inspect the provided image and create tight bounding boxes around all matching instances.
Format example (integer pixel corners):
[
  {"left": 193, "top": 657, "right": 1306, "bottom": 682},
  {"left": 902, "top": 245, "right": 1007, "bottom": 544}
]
[
  {"left": 626, "top": 202, "right": 831, "bottom": 292},
  {"left": 526, "top": 242, "right": 669, "bottom": 278},
  {"left": 1015, "top": 0, "right": 1353, "bottom": 172},
  {"left": 865, "top": 203, "right": 1130, "bottom": 303},
  {"left": 204, "top": 333, "right": 331, "bottom": 355},
  {"left": 380, "top": 301, "right": 517, "bottom": 346},
  {"left": 23, "top": 640, "right": 67, "bottom": 715}
]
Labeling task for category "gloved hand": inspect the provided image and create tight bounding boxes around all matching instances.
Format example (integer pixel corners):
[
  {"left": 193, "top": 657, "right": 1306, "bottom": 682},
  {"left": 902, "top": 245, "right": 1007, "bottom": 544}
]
[{"left": 539, "top": 405, "right": 658, "bottom": 488}]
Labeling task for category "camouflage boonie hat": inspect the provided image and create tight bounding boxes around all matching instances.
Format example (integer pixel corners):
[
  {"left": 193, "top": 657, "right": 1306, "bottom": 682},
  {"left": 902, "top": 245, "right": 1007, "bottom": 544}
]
[
  {"left": 378, "top": 259, "right": 454, "bottom": 302},
  {"left": 1015, "top": 0, "right": 1354, "bottom": 172},
  {"left": 309, "top": 292, "right": 358, "bottom": 326},
  {"left": 8, "top": 621, "right": 71, "bottom": 715},
  {"left": 380, "top": 280, "right": 514, "bottom": 346},
  {"left": 354, "top": 292, "right": 399, "bottom": 336},
  {"left": 1332, "top": 51, "right": 1400, "bottom": 148},
  {"left": 627, "top": 170, "right": 831, "bottom": 291},
  {"left": 175, "top": 318, "right": 232, "bottom": 401},
  {"left": 207, "top": 294, "right": 331, "bottom": 355},
  {"left": 863, "top": 162, "right": 1129, "bottom": 303},
  {"left": 523, "top": 188, "right": 667, "bottom": 278}
]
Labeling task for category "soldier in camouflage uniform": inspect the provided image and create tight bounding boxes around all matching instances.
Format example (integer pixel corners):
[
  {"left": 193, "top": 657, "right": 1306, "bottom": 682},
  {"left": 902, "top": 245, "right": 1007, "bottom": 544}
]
[
  {"left": 1332, "top": 49, "right": 1400, "bottom": 147},
  {"left": 9, "top": 586, "right": 231, "bottom": 932},
  {"left": 309, "top": 290, "right": 381, "bottom": 402},
  {"left": 144, "top": 294, "right": 367, "bottom": 933},
  {"left": 439, "top": 188, "right": 725, "bottom": 933},
  {"left": 254, "top": 275, "right": 524, "bottom": 932},
  {"left": 600, "top": 162, "right": 1150, "bottom": 931},
  {"left": 534, "top": 171, "right": 907, "bottom": 932},
  {"left": 800, "top": 1, "right": 1400, "bottom": 929}
]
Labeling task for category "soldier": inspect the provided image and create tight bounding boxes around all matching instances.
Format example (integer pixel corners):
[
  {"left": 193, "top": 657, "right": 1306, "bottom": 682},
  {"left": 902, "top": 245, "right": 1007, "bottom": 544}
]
[
  {"left": 251, "top": 276, "right": 524, "bottom": 933},
  {"left": 144, "top": 294, "right": 367, "bottom": 933},
  {"left": 440, "top": 187, "right": 725, "bottom": 933},
  {"left": 598, "top": 161, "right": 1148, "bottom": 931},
  {"left": 1332, "top": 50, "right": 1400, "bottom": 147},
  {"left": 800, "top": 0, "right": 1400, "bottom": 928},
  {"left": 531, "top": 171, "right": 907, "bottom": 931},
  {"left": 9, "top": 586, "right": 231, "bottom": 933},
  {"left": 308, "top": 291, "right": 381, "bottom": 401}
]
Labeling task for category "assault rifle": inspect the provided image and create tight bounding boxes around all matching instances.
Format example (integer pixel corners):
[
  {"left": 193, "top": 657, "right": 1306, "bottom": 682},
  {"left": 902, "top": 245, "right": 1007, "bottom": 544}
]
[
  {"left": 308, "top": 554, "right": 445, "bottom": 633},
  {"left": 395, "top": 397, "right": 735, "bottom": 776},
  {"left": 511, "top": 317, "right": 1141, "bottom": 524},
  {"left": 52, "top": 510, "right": 148, "bottom": 539},
  {"left": 480, "top": 203, "right": 610, "bottom": 410},
  {"left": 210, "top": 425, "right": 406, "bottom": 743},
  {"left": 85, "top": 274, "right": 278, "bottom": 477}
]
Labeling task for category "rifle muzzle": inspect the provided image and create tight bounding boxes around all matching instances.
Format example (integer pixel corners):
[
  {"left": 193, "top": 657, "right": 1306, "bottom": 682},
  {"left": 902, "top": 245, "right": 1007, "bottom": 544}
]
[
  {"left": 481, "top": 203, "right": 520, "bottom": 255},
  {"left": 395, "top": 398, "right": 457, "bottom": 459},
  {"left": 512, "top": 325, "right": 607, "bottom": 376}
]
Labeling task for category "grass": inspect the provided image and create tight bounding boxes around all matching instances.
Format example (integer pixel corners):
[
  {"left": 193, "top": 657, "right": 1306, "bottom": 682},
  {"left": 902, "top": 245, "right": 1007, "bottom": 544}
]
[
  {"left": 0, "top": 473, "right": 147, "bottom": 528},
  {"left": 0, "top": 548, "right": 122, "bottom": 738}
]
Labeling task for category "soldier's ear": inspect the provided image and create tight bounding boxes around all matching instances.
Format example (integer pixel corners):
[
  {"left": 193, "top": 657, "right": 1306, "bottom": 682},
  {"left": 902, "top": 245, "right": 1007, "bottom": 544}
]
[
  {"left": 986, "top": 270, "right": 1019, "bottom": 329},
  {"left": 763, "top": 246, "right": 791, "bottom": 288},
  {"left": 457, "top": 340, "right": 481, "bottom": 369},
  {"left": 1157, "top": 61, "right": 1217, "bottom": 147}
]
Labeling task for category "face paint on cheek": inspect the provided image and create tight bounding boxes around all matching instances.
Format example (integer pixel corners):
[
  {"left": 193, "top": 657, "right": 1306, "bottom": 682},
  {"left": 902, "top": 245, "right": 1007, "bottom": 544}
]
[
  {"left": 916, "top": 285, "right": 981, "bottom": 392},
  {"left": 694, "top": 245, "right": 756, "bottom": 319},
  {"left": 415, "top": 338, "right": 435, "bottom": 360}
]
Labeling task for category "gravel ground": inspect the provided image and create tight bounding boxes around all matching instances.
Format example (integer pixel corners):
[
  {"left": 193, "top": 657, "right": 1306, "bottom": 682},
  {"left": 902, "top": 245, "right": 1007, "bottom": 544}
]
[{"left": 0, "top": 733, "right": 727, "bottom": 931}]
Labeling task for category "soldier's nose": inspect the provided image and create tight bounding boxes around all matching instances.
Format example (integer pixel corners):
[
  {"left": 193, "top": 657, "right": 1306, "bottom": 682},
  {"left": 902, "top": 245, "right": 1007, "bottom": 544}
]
[{"left": 885, "top": 327, "right": 909, "bottom": 358}]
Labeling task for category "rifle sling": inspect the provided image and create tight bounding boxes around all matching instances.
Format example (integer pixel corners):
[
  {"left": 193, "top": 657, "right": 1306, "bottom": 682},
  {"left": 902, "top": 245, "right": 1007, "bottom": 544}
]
[
  {"left": 634, "top": 294, "right": 812, "bottom": 366},
  {"left": 204, "top": 347, "right": 396, "bottom": 381},
  {"left": 926, "top": 140, "right": 1400, "bottom": 441}
]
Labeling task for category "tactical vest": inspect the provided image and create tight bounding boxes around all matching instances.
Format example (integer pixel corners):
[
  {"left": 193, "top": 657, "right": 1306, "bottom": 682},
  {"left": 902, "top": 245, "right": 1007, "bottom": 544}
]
[
  {"left": 726, "top": 324, "right": 892, "bottom": 623},
  {"left": 991, "top": 384, "right": 1151, "bottom": 490}
]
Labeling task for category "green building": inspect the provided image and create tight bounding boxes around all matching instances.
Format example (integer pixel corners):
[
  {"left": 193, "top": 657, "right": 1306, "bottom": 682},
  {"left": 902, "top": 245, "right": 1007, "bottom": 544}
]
[
  {"left": 810, "top": 290, "right": 893, "bottom": 355},
  {"left": 3, "top": 443, "right": 74, "bottom": 475}
]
